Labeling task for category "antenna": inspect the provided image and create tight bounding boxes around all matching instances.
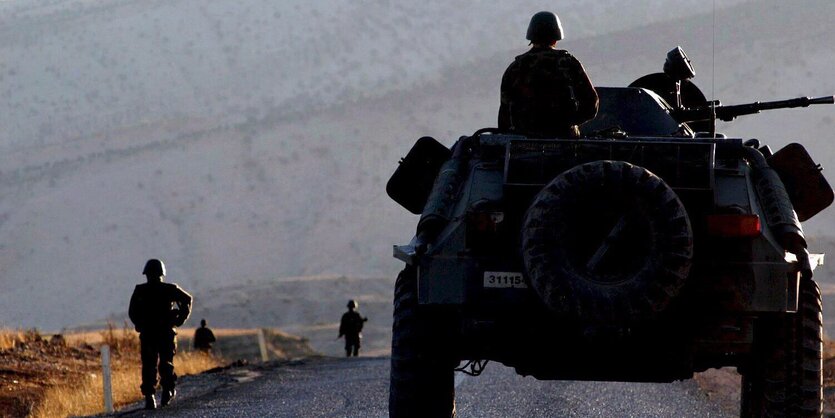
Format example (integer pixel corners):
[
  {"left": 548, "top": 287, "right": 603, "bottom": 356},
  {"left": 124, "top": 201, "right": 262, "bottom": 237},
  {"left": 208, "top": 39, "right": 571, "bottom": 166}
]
[
  {"left": 711, "top": 0, "right": 717, "bottom": 137},
  {"left": 711, "top": 0, "right": 716, "bottom": 102}
]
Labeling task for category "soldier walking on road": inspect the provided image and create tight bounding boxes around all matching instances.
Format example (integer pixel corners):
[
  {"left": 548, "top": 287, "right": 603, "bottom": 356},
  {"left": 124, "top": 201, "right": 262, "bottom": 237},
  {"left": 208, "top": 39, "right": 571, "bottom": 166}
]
[
  {"left": 129, "top": 259, "right": 193, "bottom": 410},
  {"left": 193, "top": 318, "right": 216, "bottom": 354},
  {"left": 338, "top": 300, "right": 368, "bottom": 357},
  {"left": 498, "top": 11, "right": 599, "bottom": 138}
]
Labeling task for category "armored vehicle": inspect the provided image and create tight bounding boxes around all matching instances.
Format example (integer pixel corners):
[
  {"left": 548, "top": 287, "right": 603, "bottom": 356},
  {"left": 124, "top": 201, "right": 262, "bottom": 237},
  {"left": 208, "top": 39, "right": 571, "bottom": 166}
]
[{"left": 386, "top": 47, "right": 834, "bottom": 417}]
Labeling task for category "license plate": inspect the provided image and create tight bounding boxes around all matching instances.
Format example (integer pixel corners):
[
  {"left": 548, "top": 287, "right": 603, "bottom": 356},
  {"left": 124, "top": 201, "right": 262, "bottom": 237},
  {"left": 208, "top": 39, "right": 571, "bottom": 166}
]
[{"left": 483, "top": 272, "right": 527, "bottom": 288}]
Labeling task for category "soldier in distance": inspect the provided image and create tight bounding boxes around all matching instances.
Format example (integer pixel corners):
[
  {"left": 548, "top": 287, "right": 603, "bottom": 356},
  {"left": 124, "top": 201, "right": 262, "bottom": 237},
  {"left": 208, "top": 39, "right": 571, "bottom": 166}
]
[
  {"left": 193, "top": 318, "right": 216, "bottom": 354},
  {"left": 498, "top": 11, "right": 599, "bottom": 138},
  {"left": 338, "top": 300, "right": 368, "bottom": 357},
  {"left": 129, "top": 259, "right": 193, "bottom": 410}
]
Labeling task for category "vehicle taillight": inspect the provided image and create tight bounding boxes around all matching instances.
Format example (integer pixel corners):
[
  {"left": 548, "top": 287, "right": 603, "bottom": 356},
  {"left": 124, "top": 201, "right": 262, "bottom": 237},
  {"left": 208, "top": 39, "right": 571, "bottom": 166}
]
[
  {"left": 706, "top": 214, "right": 761, "bottom": 237},
  {"left": 468, "top": 212, "right": 504, "bottom": 233}
]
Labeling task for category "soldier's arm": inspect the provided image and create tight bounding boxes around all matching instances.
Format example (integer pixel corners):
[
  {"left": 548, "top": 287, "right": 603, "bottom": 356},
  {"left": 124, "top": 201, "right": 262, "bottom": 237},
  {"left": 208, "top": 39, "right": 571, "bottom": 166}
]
[
  {"left": 567, "top": 55, "right": 599, "bottom": 125},
  {"left": 498, "top": 67, "right": 513, "bottom": 131},
  {"left": 338, "top": 314, "right": 347, "bottom": 337},
  {"left": 173, "top": 285, "right": 193, "bottom": 326},
  {"left": 128, "top": 286, "right": 144, "bottom": 332},
  {"left": 498, "top": 103, "right": 511, "bottom": 131}
]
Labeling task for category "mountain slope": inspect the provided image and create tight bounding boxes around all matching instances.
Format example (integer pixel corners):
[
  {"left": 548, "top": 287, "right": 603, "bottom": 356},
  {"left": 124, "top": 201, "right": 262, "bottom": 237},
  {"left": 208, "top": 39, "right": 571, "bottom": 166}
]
[{"left": 0, "top": 0, "right": 833, "bottom": 329}]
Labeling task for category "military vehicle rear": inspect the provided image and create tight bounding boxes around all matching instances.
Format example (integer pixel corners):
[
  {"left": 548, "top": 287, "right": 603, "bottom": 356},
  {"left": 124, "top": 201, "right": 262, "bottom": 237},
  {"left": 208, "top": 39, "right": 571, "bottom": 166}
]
[{"left": 387, "top": 49, "right": 834, "bottom": 418}]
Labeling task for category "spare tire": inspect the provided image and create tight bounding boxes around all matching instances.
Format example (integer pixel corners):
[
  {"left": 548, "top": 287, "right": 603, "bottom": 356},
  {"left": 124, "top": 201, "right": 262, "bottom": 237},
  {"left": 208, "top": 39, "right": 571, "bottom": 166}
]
[{"left": 521, "top": 160, "right": 693, "bottom": 324}]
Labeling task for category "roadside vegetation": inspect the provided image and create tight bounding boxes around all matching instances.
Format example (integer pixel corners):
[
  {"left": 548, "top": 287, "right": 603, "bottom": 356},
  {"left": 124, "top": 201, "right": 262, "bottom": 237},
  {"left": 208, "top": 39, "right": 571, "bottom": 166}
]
[
  {"left": 0, "top": 325, "right": 315, "bottom": 417},
  {"left": 0, "top": 324, "right": 221, "bottom": 417}
]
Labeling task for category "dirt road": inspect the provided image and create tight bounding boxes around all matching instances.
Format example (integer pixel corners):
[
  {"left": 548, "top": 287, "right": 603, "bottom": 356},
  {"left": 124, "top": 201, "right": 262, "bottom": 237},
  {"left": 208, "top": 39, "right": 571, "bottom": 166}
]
[{"left": 113, "top": 357, "right": 735, "bottom": 418}]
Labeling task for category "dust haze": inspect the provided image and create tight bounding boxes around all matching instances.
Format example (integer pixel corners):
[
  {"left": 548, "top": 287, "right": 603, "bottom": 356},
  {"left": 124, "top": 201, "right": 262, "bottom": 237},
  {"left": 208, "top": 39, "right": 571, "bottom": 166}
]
[{"left": 1, "top": 0, "right": 833, "bottom": 349}]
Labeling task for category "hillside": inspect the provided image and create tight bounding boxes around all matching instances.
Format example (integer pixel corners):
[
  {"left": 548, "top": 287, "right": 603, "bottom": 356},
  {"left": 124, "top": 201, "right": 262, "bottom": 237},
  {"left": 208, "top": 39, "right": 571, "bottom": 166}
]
[
  {"left": 0, "top": 0, "right": 747, "bottom": 150},
  {"left": 0, "top": 0, "right": 833, "bottom": 330},
  {"left": 171, "top": 275, "right": 393, "bottom": 357}
]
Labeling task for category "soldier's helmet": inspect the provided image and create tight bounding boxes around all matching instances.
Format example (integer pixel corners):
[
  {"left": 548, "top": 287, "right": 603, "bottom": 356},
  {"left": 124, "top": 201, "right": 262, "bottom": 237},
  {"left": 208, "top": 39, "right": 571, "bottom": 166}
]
[
  {"left": 142, "top": 259, "right": 166, "bottom": 278},
  {"left": 526, "top": 11, "right": 564, "bottom": 44},
  {"left": 347, "top": 300, "right": 358, "bottom": 309}
]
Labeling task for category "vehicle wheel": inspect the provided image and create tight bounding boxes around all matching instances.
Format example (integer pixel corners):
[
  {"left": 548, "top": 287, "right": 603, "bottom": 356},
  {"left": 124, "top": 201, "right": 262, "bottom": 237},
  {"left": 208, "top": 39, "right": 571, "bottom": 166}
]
[
  {"left": 739, "top": 371, "right": 763, "bottom": 417},
  {"left": 389, "top": 265, "right": 456, "bottom": 418},
  {"left": 521, "top": 160, "right": 693, "bottom": 323},
  {"left": 794, "top": 278, "right": 824, "bottom": 416},
  {"left": 740, "top": 277, "right": 823, "bottom": 417}
]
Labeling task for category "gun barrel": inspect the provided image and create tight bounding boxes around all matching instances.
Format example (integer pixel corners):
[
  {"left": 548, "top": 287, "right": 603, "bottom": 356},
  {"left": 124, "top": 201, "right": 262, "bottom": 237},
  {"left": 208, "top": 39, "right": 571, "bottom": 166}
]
[
  {"left": 810, "top": 95, "right": 835, "bottom": 105},
  {"left": 677, "top": 95, "right": 835, "bottom": 123},
  {"left": 754, "top": 95, "right": 834, "bottom": 110}
]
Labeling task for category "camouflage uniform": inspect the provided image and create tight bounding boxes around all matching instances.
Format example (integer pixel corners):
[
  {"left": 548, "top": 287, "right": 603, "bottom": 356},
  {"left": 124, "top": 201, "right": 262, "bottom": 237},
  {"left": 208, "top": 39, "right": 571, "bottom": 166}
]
[
  {"left": 498, "top": 46, "right": 599, "bottom": 138},
  {"left": 129, "top": 280, "right": 192, "bottom": 397}
]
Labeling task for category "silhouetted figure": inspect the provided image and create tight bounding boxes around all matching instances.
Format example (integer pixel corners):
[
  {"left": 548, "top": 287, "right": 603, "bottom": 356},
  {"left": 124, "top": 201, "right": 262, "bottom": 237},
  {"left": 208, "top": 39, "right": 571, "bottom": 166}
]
[
  {"left": 628, "top": 46, "right": 710, "bottom": 132},
  {"left": 338, "top": 300, "right": 368, "bottom": 357},
  {"left": 498, "top": 11, "right": 598, "bottom": 138},
  {"left": 128, "top": 259, "right": 192, "bottom": 410},
  {"left": 193, "top": 319, "right": 216, "bottom": 353}
]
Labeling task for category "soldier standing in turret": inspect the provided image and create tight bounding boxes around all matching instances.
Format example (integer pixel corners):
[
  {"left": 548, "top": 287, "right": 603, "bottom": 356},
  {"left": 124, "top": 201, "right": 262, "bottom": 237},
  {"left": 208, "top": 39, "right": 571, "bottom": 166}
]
[
  {"left": 129, "top": 259, "right": 193, "bottom": 410},
  {"left": 498, "top": 11, "right": 599, "bottom": 138},
  {"left": 338, "top": 300, "right": 368, "bottom": 357}
]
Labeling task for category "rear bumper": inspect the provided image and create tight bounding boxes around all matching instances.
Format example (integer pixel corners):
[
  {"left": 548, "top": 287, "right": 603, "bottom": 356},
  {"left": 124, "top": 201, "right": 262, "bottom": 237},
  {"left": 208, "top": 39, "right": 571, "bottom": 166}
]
[{"left": 415, "top": 253, "right": 800, "bottom": 314}]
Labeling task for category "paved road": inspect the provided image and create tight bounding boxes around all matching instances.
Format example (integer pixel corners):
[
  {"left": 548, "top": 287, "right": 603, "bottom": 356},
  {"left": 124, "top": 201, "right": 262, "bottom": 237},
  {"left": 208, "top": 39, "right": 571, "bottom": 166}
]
[{"left": 122, "top": 357, "right": 735, "bottom": 417}]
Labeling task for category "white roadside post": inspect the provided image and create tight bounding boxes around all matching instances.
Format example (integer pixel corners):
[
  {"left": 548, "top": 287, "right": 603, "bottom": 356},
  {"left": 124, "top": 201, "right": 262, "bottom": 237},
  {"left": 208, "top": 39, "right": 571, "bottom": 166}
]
[
  {"left": 101, "top": 345, "right": 114, "bottom": 413},
  {"left": 257, "top": 328, "right": 269, "bottom": 362}
]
